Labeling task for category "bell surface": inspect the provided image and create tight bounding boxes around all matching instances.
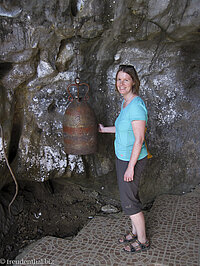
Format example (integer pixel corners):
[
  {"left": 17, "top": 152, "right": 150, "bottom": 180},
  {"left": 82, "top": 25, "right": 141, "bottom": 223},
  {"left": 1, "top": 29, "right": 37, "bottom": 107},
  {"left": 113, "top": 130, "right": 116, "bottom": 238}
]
[{"left": 63, "top": 100, "right": 97, "bottom": 155}]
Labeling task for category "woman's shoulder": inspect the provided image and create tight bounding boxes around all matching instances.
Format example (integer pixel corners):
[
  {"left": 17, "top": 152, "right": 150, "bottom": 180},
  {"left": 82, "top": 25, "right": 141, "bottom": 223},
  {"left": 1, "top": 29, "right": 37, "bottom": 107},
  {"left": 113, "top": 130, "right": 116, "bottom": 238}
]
[
  {"left": 129, "top": 96, "right": 147, "bottom": 112},
  {"left": 130, "top": 96, "right": 145, "bottom": 106},
  {"left": 136, "top": 96, "right": 144, "bottom": 102}
]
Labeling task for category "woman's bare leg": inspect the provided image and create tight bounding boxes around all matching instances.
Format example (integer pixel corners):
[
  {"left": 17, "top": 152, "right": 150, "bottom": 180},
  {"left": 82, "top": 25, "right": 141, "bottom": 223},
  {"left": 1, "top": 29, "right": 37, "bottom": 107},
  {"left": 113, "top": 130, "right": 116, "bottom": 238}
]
[
  {"left": 123, "top": 211, "right": 148, "bottom": 252},
  {"left": 130, "top": 211, "right": 146, "bottom": 243}
]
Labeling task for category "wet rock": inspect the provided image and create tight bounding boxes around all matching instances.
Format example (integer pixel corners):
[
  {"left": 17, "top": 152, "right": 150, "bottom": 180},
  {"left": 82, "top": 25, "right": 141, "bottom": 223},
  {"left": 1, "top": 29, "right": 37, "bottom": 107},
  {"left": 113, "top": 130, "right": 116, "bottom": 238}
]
[
  {"left": 148, "top": 0, "right": 170, "bottom": 19},
  {"left": 94, "top": 154, "right": 114, "bottom": 176},
  {"left": 77, "top": 0, "right": 104, "bottom": 19},
  {"left": 37, "top": 60, "right": 56, "bottom": 78},
  {"left": 56, "top": 41, "right": 74, "bottom": 72},
  {"left": 0, "top": 180, "right": 102, "bottom": 261},
  {"left": 79, "top": 19, "right": 104, "bottom": 39},
  {"left": 0, "top": 49, "right": 38, "bottom": 64},
  {"left": 90, "top": 191, "right": 99, "bottom": 198},
  {"left": 1, "top": 61, "right": 36, "bottom": 90},
  {"left": 0, "top": 1, "right": 22, "bottom": 18},
  {"left": 101, "top": 204, "right": 119, "bottom": 214},
  {"left": 0, "top": 0, "right": 199, "bottom": 203}
]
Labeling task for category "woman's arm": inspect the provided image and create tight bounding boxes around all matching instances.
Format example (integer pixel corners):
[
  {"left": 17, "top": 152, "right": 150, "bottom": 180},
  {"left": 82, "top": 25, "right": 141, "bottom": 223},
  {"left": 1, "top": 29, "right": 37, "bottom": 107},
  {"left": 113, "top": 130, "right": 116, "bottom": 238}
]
[
  {"left": 124, "top": 120, "right": 146, "bottom": 182},
  {"left": 98, "top": 124, "right": 116, "bottom": 133}
]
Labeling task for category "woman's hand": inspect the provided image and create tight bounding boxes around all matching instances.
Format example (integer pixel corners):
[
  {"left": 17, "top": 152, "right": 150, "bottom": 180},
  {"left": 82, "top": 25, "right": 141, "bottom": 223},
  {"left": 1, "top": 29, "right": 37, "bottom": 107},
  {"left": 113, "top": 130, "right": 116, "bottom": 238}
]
[
  {"left": 98, "top": 123, "right": 105, "bottom": 133},
  {"left": 98, "top": 124, "right": 116, "bottom": 133},
  {"left": 124, "top": 166, "right": 134, "bottom": 182}
]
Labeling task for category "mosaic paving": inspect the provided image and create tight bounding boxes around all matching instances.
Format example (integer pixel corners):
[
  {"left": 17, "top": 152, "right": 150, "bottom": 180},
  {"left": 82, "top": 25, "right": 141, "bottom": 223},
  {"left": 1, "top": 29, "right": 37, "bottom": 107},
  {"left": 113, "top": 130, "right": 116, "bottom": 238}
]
[{"left": 14, "top": 188, "right": 200, "bottom": 266}]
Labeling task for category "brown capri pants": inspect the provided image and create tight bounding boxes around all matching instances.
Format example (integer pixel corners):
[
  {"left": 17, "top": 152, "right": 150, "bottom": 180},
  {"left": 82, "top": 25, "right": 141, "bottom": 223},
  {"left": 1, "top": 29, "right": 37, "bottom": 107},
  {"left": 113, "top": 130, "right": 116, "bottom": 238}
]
[{"left": 115, "top": 156, "right": 147, "bottom": 216}]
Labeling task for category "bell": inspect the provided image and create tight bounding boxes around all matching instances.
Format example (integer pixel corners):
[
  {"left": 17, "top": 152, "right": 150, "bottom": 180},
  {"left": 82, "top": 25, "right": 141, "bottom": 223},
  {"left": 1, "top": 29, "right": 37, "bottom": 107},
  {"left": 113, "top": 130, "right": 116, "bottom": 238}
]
[{"left": 63, "top": 78, "right": 97, "bottom": 155}]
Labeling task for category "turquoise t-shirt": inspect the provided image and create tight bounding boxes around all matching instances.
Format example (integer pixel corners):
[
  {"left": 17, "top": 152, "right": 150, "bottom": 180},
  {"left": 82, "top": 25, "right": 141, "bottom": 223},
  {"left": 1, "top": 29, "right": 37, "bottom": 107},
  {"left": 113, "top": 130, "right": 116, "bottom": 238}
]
[{"left": 114, "top": 96, "right": 148, "bottom": 161}]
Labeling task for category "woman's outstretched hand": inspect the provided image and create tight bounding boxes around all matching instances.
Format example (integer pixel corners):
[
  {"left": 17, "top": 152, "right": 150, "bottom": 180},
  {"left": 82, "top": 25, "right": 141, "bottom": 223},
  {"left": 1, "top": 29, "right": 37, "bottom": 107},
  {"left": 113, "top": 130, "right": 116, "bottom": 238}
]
[
  {"left": 98, "top": 124, "right": 105, "bottom": 133},
  {"left": 98, "top": 124, "right": 116, "bottom": 133}
]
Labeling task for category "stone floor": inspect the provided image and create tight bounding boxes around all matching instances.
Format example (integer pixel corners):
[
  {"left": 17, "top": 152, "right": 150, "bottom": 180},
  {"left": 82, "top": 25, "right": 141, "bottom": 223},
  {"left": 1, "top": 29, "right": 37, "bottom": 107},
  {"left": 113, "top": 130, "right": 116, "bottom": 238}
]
[{"left": 14, "top": 187, "right": 200, "bottom": 266}]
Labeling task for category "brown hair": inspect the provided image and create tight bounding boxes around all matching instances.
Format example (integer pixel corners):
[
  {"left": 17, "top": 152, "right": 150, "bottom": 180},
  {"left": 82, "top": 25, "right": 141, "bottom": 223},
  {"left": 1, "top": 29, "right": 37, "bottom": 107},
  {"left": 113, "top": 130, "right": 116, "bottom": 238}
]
[{"left": 115, "top": 65, "right": 140, "bottom": 95}]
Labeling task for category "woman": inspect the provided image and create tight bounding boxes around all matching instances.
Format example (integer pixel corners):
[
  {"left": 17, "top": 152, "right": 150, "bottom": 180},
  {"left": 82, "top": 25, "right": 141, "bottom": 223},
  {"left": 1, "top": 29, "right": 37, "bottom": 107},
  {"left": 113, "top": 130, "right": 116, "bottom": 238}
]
[{"left": 99, "top": 65, "right": 150, "bottom": 253}]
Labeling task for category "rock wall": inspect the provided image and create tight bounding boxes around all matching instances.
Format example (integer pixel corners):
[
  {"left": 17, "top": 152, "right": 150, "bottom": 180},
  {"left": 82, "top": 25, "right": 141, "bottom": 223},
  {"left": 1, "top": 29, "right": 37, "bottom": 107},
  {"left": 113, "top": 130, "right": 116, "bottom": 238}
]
[{"left": 0, "top": 0, "right": 199, "bottom": 203}]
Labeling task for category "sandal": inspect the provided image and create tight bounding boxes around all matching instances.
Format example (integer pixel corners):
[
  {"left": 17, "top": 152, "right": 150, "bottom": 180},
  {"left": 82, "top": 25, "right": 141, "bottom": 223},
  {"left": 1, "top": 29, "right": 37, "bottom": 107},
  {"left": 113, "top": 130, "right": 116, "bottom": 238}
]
[
  {"left": 118, "top": 232, "right": 137, "bottom": 243},
  {"left": 123, "top": 239, "right": 150, "bottom": 253}
]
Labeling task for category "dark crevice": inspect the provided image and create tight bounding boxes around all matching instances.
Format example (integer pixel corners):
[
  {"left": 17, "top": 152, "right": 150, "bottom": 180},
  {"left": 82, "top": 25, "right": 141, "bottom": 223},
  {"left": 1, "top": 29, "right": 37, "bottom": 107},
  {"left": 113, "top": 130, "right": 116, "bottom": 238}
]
[
  {"left": 0, "top": 62, "right": 13, "bottom": 127},
  {"left": 48, "top": 99, "right": 56, "bottom": 113},
  {"left": 8, "top": 89, "right": 24, "bottom": 164},
  {"left": 71, "top": 0, "right": 78, "bottom": 17},
  {"left": 0, "top": 62, "right": 13, "bottom": 79}
]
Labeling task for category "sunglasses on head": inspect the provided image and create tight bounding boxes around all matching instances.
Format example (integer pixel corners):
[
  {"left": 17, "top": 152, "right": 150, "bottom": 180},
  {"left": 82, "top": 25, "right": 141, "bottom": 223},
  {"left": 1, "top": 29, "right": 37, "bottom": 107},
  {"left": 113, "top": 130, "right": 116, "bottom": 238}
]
[{"left": 119, "top": 65, "right": 135, "bottom": 70}]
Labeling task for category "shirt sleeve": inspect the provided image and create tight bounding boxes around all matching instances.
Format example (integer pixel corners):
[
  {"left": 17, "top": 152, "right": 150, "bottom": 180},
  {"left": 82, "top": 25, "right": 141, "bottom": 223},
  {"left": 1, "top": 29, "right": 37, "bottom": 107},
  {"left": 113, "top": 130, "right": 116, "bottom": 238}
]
[{"left": 128, "top": 100, "right": 147, "bottom": 122}]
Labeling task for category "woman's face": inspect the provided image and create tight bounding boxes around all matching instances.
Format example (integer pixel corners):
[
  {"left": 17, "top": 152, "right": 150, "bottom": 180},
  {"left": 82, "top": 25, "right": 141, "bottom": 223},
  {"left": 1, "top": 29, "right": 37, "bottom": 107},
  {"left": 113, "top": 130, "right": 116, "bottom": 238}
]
[{"left": 116, "top": 71, "right": 134, "bottom": 96}]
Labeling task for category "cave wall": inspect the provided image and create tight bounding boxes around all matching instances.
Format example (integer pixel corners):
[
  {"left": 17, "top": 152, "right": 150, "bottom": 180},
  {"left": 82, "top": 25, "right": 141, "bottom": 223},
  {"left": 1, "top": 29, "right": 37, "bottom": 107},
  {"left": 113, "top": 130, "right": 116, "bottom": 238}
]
[{"left": 0, "top": 0, "right": 199, "bottom": 203}]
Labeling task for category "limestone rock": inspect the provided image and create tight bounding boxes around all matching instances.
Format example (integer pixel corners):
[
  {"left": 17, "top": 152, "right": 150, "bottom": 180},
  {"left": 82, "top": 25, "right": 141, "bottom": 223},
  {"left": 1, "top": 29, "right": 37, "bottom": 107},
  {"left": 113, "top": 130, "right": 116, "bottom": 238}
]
[
  {"left": 0, "top": 0, "right": 199, "bottom": 204},
  {"left": 1, "top": 62, "right": 36, "bottom": 90},
  {"left": 101, "top": 204, "right": 119, "bottom": 214}
]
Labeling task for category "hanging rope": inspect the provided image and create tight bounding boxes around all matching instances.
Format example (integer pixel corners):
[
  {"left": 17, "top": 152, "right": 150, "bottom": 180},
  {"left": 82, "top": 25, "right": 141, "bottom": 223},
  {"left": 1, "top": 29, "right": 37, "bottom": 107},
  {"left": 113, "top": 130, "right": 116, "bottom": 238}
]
[{"left": 0, "top": 123, "right": 18, "bottom": 215}]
